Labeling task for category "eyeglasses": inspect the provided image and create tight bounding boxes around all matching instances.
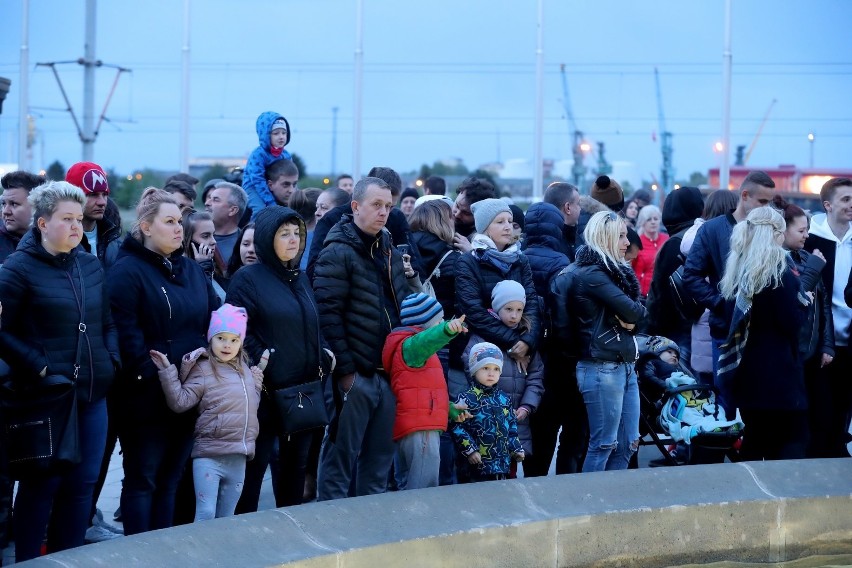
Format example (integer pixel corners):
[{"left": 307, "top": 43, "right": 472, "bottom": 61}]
[{"left": 604, "top": 212, "right": 618, "bottom": 223}]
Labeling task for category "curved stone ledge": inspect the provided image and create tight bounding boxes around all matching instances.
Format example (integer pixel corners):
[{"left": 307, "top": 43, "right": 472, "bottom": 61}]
[{"left": 22, "top": 459, "right": 852, "bottom": 567}]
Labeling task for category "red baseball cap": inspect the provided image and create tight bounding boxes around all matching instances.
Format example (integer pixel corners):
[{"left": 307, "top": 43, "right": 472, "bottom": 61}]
[{"left": 65, "top": 161, "right": 110, "bottom": 195}]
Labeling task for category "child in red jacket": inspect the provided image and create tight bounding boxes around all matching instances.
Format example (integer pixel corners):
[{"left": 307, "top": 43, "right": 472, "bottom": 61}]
[{"left": 382, "top": 293, "right": 469, "bottom": 490}]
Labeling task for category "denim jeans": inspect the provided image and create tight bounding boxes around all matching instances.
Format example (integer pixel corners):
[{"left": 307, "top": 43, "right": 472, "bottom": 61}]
[
  {"left": 14, "top": 398, "right": 108, "bottom": 562},
  {"left": 193, "top": 455, "right": 246, "bottom": 521},
  {"left": 576, "top": 360, "right": 640, "bottom": 472},
  {"left": 119, "top": 413, "right": 194, "bottom": 536}
]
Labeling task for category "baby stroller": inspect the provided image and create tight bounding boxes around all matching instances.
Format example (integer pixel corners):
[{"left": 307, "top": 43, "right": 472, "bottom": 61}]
[{"left": 636, "top": 335, "right": 744, "bottom": 466}]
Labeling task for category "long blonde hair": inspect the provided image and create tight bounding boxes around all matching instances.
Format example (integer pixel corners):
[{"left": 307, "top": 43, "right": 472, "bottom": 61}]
[
  {"left": 583, "top": 210, "right": 629, "bottom": 270},
  {"left": 720, "top": 207, "right": 787, "bottom": 300}
]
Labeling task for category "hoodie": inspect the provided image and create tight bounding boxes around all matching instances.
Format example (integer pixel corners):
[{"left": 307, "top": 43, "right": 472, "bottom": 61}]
[
  {"left": 244, "top": 111, "right": 293, "bottom": 219},
  {"left": 226, "top": 206, "right": 332, "bottom": 389},
  {"left": 806, "top": 213, "right": 852, "bottom": 345}
]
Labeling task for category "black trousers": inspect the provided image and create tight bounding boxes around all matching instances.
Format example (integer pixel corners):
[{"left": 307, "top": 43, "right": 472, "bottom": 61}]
[{"left": 525, "top": 359, "right": 587, "bottom": 477}]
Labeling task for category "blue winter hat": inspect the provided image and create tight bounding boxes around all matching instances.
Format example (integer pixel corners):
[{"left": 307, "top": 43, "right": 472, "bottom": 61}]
[{"left": 400, "top": 293, "right": 444, "bottom": 328}]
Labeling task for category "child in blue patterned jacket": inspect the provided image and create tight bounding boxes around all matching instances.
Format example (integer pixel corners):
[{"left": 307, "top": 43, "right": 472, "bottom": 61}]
[
  {"left": 451, "top": 342, "right": 524, "bottom": 482},
  {"left": 243, "top": 111, "right": 292, "bottom": 219}
]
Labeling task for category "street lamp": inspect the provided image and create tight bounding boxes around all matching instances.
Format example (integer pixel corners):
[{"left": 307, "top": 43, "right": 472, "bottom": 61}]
[{"left": 807, "top": 133, "right": 815, "bottom": 169}]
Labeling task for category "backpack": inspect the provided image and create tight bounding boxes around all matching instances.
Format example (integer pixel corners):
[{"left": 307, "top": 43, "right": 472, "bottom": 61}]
[
  {"left": 420, "top": 250, "right": 454, "bottom": 299},
  {"left": 668, "top": 253, "right": 705, "bottom": 322}
]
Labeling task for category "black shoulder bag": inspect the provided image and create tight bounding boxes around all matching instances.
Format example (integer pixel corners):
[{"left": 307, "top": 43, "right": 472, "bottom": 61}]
[
  {"left": 270, "top": 282, "right": 331, "bottom": 437},
  {"left": 0, "top": 258, "right": 85, "bottom": 478}
]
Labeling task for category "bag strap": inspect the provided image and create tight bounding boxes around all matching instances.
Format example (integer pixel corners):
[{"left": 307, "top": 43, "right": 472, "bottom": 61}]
[
  {"left": 64, "top": 258, "right": 86, "bottom": 382},
  {"left": 423, "top": 250, "right": 454, "bottom": 286}
]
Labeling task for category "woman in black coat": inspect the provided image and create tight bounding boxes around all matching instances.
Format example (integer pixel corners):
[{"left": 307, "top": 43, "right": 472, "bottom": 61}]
[
  {"left": 108, "top": 188, "right": 218, "bottom": 536},
  {"left": 719, "top": 207, "right": 809, "bottom": 461},
  {"left": 455, "top": 199, "right": 540, "bottom": 372},
  {"left": 0, "top": 181, "right": 119, "bottom": 561},
  {"left": 227, "top": 206, "right": 333, "bottom": 510}
]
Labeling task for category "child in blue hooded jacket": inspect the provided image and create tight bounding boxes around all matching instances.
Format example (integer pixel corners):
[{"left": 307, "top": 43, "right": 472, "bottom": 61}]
[{"left": 244, "top": 111, "right": 292, "bottom": 219}]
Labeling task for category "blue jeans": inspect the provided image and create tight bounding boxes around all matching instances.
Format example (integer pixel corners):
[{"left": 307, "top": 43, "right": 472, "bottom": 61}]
[
  {"left": 14, "top": 398, "right": 108, "bottom": 562},
  {"left": 576, "top": 360, "right": 640, "bottom": 472}
]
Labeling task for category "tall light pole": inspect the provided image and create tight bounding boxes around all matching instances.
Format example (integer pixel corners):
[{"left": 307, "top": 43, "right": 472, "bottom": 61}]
[
  {"left": 532, "top": 0, "right": 544, "bottom": 201},
  {"left": 719, "top": 0, "right": 733, "bottom": 190},
  {"left": 352, "top": 0, "right": 364, "bottom": 179},
  {"left": 179, "top": 0, "right": 191, "bottom": 172},
  {"left": 807, "top": 132, "right": 815, "bottom": 169},
  {"left": 331, "top": 106, "right": 339, "bottom": 176}
]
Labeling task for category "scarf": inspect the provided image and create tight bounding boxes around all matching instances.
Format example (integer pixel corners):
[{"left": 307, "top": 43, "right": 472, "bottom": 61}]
[
  {"left": 471, "top": 234, "right": 521, "bottom": 277},
  {"left": 574, "top": 244, "right": 641, "bottom": 300}
]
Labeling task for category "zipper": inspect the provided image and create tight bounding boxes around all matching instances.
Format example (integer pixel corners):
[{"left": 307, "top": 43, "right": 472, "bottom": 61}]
[
  {"left": 239, "top": 368, "right": 249, "bottom": 455},
  {"left": 161, "top": 286, "right": 172, "bottom": 319}
]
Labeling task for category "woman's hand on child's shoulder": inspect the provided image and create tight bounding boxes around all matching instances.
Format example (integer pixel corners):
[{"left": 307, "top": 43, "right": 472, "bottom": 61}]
[{"left": 149, "top": 350, "right": 171, "bottom": 371}]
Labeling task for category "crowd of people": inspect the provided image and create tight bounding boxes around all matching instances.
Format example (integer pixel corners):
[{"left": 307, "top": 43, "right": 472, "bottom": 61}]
[{"left": 0, "top": 110, "right": 849, "bottom": 562}]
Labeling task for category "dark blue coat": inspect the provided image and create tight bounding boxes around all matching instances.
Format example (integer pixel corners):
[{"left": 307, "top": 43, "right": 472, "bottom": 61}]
[
  {"left": 522, "top": 202, "right": 571, "bottom": 299},
  {"left": 0, "top": 229, "right": 119, "bottom": 402},
  {"left": 682, "top": 213, "right": 737, "bottom": 339},
  {"left": 108, "top": 237, "right": 219, "bottom": 423}
]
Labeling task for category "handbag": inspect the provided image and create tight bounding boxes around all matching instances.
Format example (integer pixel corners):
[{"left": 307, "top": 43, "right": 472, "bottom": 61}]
[
  {"left": 420, "top": 250, "right": 454, "bottom": 299},
  {"left": 272, "top": 374, "right": 330, "bottom": 436},
  {"left": 0, "top": 259, "right": 86, "bottom": 478}
]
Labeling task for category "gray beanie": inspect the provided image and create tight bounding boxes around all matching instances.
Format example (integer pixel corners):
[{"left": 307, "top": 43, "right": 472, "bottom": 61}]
[
  {"left": 471, "top": 198, "right": 512, "bottom": 234},
  {"left": 491, "top": 280, "right": 526, "bottom": 313},
  {"left": 468, "top": 342, "right": 504, "bottom": 378}
]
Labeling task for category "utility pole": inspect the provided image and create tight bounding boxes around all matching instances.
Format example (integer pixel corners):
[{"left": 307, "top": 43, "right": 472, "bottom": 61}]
[
  {"left": 720, "top": 0, "right": 733, "bottom": 190},
  {"left": 82, "top": 0, "right": 97, "bottom": 161},
  {"left": 37, "top": 0, "right": 129, "bottom": 163},
  {"left": 18, "top": 0, "right": 29, "bottom": 170}
]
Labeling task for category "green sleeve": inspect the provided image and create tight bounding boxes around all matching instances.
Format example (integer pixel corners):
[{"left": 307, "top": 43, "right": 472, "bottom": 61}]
[
  {"left": 448, "top": 402, "right": 461, "bottom": 422},
  {"left": 401, "top": 322, "right": 458, "bottom": 368}
]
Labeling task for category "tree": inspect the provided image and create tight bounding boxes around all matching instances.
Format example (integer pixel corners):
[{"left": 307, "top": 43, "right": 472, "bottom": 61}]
[
  {"left": 291, "top": 153, "right": 307, "bottom": 179},
  {"left": 46, "top": 160, "right": 65, "bottom": 181},
  {"left": 687, "top": 171, "right": 708, "bottom": 187},
  {"left": 109, "top": 169, "right": 167, "bottom": 209},
  {"left": 198, "top": 164, "right": 229, "bottom": 188}
]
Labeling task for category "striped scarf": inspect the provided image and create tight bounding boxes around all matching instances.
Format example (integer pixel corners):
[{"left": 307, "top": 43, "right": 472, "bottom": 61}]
[{"left": 716, "top": 293, "right": 752, "bottom": 397}]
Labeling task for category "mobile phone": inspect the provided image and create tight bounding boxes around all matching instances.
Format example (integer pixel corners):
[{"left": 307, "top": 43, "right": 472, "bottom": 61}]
[{"left": 396, "top": 244, "right": 410, "bottom": 256}]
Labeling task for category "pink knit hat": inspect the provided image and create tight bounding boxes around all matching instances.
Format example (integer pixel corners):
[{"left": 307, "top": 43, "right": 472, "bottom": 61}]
[{"left": 207, "top": 303, "right": 248, "bottom": 342}]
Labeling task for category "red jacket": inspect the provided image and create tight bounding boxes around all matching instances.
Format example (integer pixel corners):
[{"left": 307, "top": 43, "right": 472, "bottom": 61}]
[
  {"left": 382, "top": 328, "right": 450, "bottom": 441},
  {"left": 632, "top": 232, "right": 669, "bottom": 296}
]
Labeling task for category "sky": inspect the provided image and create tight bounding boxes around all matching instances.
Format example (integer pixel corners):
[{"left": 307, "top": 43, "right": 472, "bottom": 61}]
[{"left": 1, "top": 0, "right": 850, "bottom": 188}]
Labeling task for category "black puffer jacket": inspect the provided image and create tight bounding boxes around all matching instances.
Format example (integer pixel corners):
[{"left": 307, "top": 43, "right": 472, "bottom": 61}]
[
  {"left": 522, "top": 202, "right": 571, "bottom": 299},
  {"left": 454, "top": 246, "right": 541, "bottom": 352},
  {"left": 313, "top": 215, "right": 411, "bottom": 379},
  {"left": 0, "top": 229, "right": 120, "bottom": 402},
  {"left": 306, "top": 202, "right": 421, "bottom": 279},
  {"left": 81, "top": 216, "right": 122, "bottom": 270},
  {"left": 565, "top": 246, "right": 647, "bottom": 361},
  {"left": 227, "top": 206, "right": 331, "bottom": 389},
  {"left": 0, "top": 225, "right": 22, "bottom": 264},
  {"left": 108, "top": 236, "right": 219, "bottom": 424}
]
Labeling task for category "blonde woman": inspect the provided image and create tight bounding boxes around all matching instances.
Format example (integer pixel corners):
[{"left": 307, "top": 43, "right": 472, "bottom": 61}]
[
  {"left": 0, "top": 181, "right": 120, "bottom": 560},
  {"left": 631, "top": 204, "right": 668, "bottom": 296},
  {"left": 719, "top": 206, "right": 809, "bottom": 461},
  {"left": 565, "top": 211, "right": 646, "bottom": 472}
]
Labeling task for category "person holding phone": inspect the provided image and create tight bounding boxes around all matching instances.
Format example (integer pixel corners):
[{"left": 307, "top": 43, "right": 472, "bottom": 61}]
[{"left": 183, "top": 209, "right": 227, "bottom": 301}]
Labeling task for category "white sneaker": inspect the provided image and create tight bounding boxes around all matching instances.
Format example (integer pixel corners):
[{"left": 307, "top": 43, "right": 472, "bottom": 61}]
[{"left": 85, "top": 523, "right": 123, "bottom": 543}]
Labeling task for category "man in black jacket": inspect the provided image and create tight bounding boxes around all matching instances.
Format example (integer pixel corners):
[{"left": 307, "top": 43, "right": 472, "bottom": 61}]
[
  {"left": 306, "top": 166, "right": 421, "bottom": 279},
  {"left": 65, "top": 162, "right": 123, "bottom": 270},
  {"left": 313, "top": 177, "right": 412, "bottom": 500}
]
